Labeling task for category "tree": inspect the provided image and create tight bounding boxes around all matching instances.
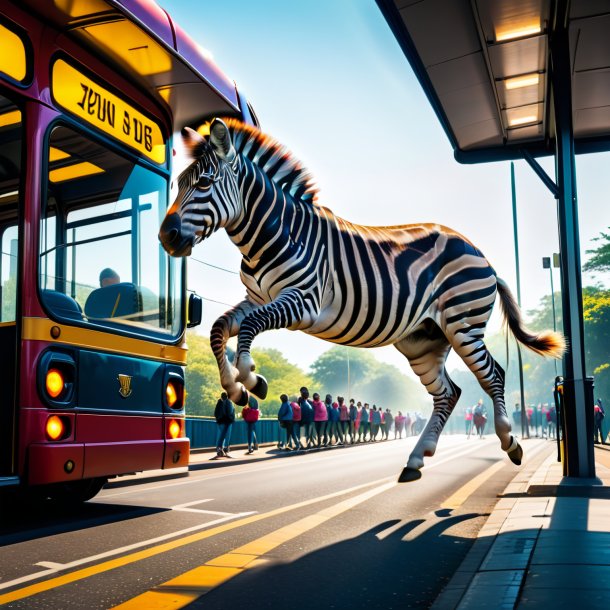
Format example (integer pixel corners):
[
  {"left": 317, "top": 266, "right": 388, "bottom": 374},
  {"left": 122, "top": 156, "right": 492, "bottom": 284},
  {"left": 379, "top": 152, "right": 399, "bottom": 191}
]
[
  {"left": 309, "top": 346, "right": 376, "bottom": 398},
  {"left": 250, "top": 348, "right": 313, "bottom": 415},
  {"left": 583, "top": 228, "right": 610, "bottom": 274},
  {"left": 184, "top": 334, "right": 313, "bottom": 417},
  {"left": 310, "top": 346, "right": 429, "bottom": 413}
]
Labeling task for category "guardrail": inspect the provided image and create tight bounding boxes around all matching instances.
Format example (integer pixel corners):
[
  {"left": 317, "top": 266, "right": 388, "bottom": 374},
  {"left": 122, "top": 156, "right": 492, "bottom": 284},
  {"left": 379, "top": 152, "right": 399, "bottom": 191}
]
[{"left": 185, "top": 418, "right": 281, "bottom": 449}]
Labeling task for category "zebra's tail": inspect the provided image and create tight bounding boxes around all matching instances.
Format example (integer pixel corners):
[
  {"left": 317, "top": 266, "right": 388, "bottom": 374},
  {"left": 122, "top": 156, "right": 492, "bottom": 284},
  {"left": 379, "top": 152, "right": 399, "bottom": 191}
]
[{"left": 496, "top": 277, "right": 566, "bottom": 359}]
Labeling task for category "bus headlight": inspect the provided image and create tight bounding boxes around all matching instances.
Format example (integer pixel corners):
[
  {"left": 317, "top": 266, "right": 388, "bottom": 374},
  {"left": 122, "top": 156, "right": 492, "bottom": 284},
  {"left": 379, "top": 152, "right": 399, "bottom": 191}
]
[
  {"left": 165, "top": 378, "right": 184, "bottom": 410},
  {"left": 38, "top": 350, "right": 76, "bottom": 407},
  {"left": 46, "top": 369, "right": 65, "bottom": 399},
  {"left": 168, "top": 419, "right": 183, "bottom": 439},
  {"left": 46, "top": 415, "right": 69, "bottom": 441}
]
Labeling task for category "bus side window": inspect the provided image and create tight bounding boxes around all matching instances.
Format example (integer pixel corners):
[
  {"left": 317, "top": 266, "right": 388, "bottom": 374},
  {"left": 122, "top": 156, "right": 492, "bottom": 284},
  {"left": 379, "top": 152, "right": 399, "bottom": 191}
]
[{"left": 1, "top": 226, "right": 18, "bottom": 323}]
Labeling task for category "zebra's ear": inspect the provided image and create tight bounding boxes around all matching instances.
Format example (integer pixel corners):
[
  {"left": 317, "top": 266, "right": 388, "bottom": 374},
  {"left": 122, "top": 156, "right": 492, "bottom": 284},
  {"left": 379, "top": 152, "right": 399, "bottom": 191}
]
[
  {"left": 181, "top": 126, "right": 206, "bottom": 158},
  {"left": 209, "top": 118, "right": 236, "bottom": 162}
]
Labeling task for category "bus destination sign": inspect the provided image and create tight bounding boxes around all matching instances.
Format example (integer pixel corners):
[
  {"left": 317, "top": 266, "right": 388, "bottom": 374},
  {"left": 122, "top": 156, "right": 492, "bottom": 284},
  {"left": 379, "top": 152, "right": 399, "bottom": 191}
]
[{"left": 52, "top": 59, "right": 166, "bottom": 164}]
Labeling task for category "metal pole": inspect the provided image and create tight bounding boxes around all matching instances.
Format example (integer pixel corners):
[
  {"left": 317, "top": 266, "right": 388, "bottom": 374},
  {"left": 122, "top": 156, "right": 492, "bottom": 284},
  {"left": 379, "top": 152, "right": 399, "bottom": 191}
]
[
  {"left": 551, "top": 0, "right": 595, "bottom": 477},
  {"left": 511, "top": 162, "right": 529, "bottom": 439},
  {"left": 347, "top": 348, "right": 351, "bottom": 400}
]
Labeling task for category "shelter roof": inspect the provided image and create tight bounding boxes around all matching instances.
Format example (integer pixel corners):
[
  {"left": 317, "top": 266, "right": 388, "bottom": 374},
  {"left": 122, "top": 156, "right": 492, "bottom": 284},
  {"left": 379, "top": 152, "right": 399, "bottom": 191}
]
[{"left": 377, "top": 0, "right": 610, "bottom": 163}]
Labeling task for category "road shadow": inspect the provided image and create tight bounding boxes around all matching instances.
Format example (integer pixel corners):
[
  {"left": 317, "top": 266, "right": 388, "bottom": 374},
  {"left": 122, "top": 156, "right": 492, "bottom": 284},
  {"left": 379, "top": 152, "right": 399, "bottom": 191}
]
[
  {"left": 190, "top": 513, "right": 482, "bottom": 610},
  {"left": 0, "top": 495, "right": 168, "bottom": 545}
]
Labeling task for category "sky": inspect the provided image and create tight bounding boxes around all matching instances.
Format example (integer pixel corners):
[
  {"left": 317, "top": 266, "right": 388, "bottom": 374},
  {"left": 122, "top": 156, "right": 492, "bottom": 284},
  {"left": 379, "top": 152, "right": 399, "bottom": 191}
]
[{"left": 159, "top": 0, "right": 610, "bottom": 379}]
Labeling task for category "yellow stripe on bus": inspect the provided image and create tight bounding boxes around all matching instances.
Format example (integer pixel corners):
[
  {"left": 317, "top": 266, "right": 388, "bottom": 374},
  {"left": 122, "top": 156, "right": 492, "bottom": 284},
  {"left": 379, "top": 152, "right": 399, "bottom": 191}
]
[{"left": 22, "top": 317, "right": 187, "bottom": 364}]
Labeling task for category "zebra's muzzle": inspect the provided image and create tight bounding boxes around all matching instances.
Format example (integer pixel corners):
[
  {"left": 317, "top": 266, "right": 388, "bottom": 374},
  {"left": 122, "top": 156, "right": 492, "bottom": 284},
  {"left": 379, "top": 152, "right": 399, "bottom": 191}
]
[{"left": 159, "top": 212, "right": 193, "bottom": 257}]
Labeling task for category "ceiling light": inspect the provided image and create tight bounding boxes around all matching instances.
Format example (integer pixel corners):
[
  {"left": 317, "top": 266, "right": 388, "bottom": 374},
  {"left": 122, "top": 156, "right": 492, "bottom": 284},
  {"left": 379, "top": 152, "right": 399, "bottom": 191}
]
[
  {"left": 509, "top": 115, "right": 538, "bottom": 127},
  {"left": 505, "top": 73, "right": 540, "bottom": 90},
  {"left": 496, "top": 23, "right": 541, "bottom": 42}
]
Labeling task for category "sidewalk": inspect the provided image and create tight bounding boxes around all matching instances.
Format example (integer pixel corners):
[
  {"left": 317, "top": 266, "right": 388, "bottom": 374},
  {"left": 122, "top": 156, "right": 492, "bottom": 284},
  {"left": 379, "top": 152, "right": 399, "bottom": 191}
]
[{"left": 433, "top": 444, "right": 610, "bottom": 609}]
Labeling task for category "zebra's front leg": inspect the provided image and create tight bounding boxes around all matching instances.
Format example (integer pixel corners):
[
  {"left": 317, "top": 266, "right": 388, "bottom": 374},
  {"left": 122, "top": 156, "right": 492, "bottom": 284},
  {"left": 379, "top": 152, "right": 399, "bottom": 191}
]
[
  {"left": 235, "top": 289, "right": 310, "bottom": 399},
  {"left": 210, "top": 299, "right": 259, "bottom": 406}
]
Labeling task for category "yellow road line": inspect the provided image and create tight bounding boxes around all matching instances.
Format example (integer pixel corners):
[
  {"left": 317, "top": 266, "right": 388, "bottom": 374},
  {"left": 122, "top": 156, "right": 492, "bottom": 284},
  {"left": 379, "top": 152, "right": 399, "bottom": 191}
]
[
  {"left": 113, "top": 480, "right": 397, "bottom": 609},
  {"left": 441, "top": 459, "right": 506, "bottom": 510},
  {"left": 0, "top": 476, "right": 393, "bottom": 605}
]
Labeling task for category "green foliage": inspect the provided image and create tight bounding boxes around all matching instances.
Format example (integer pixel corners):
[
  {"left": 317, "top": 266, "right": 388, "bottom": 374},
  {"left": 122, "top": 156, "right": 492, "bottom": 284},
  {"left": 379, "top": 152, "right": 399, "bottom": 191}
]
[
  {"left": 184, "top": 333, "right": 313, "bottom": 417},
  {"left": 583, "top": 228, "right": 610, "bottom": 274},
  {"left": 184, "top": 333, "right": 223, "bottom": 416},
  {"left": 309, "top": 345, "right": 430, "bottom": 413},
  {"left": 250, "top": 347, "right": 313, "bottom": 415}
]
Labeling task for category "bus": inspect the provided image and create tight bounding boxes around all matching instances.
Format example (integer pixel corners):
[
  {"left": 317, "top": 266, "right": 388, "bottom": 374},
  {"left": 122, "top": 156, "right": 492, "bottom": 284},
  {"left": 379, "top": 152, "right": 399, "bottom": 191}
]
[{"left": 0, "top": 0, "right": 255, "bottom": 502}]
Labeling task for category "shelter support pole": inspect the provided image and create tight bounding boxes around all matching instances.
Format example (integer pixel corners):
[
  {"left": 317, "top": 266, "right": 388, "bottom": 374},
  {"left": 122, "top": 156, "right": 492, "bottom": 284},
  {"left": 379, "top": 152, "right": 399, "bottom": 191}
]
[
  {"left": 550, "top": 2, "right": 595, "bottom": 478},
  {"left": 510, "top": 162, "right": 528, "bottom": 439}
]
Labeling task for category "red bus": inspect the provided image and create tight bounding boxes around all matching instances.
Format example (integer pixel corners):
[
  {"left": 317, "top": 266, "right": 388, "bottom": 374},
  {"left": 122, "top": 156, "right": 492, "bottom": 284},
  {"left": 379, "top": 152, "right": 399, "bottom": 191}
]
[{"left": 0, "top": 0, "right": 254, "bottom": 502}]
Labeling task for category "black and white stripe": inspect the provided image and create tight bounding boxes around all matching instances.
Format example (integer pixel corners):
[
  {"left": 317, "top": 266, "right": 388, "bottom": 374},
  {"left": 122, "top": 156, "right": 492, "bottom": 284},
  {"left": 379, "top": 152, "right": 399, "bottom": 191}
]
[{"left": 160, "top": 118, "right": 564, "bottom": 479}]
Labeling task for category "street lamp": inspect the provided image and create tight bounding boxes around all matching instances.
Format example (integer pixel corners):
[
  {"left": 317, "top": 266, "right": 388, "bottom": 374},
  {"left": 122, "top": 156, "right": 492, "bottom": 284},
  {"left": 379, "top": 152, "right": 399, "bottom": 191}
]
[{"left": 542, "top": 253, "right": 561, "bottom": 374}]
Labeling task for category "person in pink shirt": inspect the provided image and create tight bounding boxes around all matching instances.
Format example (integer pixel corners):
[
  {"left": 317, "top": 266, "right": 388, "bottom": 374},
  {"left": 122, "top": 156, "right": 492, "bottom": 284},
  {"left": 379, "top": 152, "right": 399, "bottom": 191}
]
[
  {"left": 395, "top": 411, "right": 406, "bottom": 438},
  {"left": 290, "top": 397, "right": 302, "bottom": 450},
  {"left": 312, "top": 392, "right": 328, "bottom": 448}
]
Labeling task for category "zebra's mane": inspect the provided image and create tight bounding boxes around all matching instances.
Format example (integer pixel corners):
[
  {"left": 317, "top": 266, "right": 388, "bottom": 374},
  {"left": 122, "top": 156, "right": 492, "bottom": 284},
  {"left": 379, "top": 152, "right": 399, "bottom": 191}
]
[{"left": 204, "top": 118, "right": 319, "bottom": 207}]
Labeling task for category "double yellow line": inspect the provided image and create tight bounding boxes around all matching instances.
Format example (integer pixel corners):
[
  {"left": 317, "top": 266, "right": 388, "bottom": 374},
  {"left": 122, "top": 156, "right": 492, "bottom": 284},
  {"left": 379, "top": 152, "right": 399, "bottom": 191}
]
[{"left": 0, "top": 477, "right": 395, "bottom": 606}]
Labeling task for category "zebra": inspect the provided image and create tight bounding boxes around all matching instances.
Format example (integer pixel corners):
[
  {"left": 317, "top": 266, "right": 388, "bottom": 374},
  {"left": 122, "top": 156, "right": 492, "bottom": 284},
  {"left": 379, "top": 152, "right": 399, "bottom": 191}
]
[{"left": 159, "top": 118, "right": 565, "bottom": 482}]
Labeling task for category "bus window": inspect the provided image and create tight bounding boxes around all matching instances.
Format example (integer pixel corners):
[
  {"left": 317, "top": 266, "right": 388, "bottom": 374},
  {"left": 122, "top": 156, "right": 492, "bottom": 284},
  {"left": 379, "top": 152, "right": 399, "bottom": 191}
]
[
  {"left": 40, "top": 125, "right": 182, "bottom": 337},
  {"left": 0, "top": 93, "right": 21, "bottom": 324},
  {"left": 1, "top": 224, "right": 17, "bottom": 322}
]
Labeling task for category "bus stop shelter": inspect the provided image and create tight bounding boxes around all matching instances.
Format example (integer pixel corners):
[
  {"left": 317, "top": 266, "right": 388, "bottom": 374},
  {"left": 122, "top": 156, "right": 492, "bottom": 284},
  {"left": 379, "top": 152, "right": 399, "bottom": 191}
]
[{"left": 376, "top": 0, "right": 610, "bottom": 478}]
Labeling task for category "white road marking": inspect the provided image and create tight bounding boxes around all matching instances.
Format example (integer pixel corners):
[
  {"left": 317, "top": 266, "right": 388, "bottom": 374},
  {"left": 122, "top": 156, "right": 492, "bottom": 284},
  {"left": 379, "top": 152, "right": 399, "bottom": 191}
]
[
  {"left": 170, "top": 499, "right": 247, "bottom": 516},
  {"left": 0, "top": 512, "right": 253, "bottom": 592},
  {"left": 34, "top": 562, "right": 65, "bottom": 569}
]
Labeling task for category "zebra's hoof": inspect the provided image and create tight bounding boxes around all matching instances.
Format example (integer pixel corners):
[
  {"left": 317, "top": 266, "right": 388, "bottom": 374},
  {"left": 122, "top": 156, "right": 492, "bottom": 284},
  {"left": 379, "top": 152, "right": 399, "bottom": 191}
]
[
  {"left": 507, "top": 441, "right": 523, "bottom": 466},
  {"left": 251, "top": 375, "right": 268, "bottom": 400},
  {"left": 398, "top": 467, "right": 422, "bottom": 483},
  {"left": 235, "top": 387, "right": 249, "bottom": 407}
]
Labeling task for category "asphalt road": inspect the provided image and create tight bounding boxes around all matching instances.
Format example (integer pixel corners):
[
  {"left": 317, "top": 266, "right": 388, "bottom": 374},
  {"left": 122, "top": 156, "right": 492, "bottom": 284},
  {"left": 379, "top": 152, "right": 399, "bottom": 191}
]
[{"left": 0, "top": 435, "right": 554, "bottom": 609}]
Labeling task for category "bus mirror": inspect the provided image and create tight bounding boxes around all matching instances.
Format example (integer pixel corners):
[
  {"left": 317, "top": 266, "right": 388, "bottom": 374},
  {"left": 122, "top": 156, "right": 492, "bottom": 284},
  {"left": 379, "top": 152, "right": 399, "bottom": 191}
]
[{"left": 187, "top": 293, "right": 202, "bottom": 328}]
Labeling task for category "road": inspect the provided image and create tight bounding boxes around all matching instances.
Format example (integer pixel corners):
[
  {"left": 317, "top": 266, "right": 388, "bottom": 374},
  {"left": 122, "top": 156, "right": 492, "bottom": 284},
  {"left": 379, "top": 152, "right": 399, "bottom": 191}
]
[{"left": 0, "top": 435, "right": 554, "bottom": 609}]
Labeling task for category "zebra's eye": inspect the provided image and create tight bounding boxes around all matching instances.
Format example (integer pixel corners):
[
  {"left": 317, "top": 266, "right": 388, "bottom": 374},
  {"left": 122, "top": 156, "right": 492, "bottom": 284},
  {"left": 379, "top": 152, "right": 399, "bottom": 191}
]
[{"left": 197, "top": 175, "right": 213, "bottom": 190}]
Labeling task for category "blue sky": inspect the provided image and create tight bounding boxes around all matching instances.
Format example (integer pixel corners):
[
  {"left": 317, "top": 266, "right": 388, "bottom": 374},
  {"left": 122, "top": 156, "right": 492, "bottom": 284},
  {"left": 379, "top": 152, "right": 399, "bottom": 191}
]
[{"left": 160, "top": 0, "right": 610, "bottom": 375}]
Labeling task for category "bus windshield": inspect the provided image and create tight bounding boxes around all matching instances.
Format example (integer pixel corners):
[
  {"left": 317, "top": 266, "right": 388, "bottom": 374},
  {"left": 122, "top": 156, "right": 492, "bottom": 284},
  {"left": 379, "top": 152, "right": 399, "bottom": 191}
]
[{"left": 39, "top": 125, "right": 182, "bottom": 338}]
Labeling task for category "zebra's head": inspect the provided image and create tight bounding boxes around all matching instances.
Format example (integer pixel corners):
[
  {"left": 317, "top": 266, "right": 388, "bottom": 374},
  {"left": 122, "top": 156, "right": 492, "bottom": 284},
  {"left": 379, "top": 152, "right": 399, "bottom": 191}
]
[{"left": 159, "top": 118, "right": 240, "bottom": 257}]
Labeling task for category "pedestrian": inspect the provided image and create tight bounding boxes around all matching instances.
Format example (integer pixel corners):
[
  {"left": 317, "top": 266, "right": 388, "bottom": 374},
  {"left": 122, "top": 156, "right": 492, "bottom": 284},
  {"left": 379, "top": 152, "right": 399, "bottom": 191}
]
[
  {"left": 298, "top": 387, "right": 315, "bottom": 448},
  {"left": 371, "top": 405, "right": 381, "bottom": 441},
  {"left": 464, "top": 406, "right": 473, "bottom": 437},
  {"left": 404, "top": 412, "right": 412, "bottom": 437},
  {"left": 348, "top": 398, "right": 358, "bottom": 443},
  {"left": 512, "top": 403, "right": 521, "bottom": 431},
  {"left": 278, "top": 394, "right": 298, "bottom": 450},
  {"left": 547, "top": 404, "right": 556, "bottom": 439},
  {"left": 359, "top": 403, "right": 370, "bottom": 442},
  {"left": 291, "top": 396, "right": 302, "bottom": 449},
  {"left": 395, "top": 411, "right": 405, "bottom": 438},
  {"left": 594, "top": 398, "right": 605, "bottom": 444},
  {"left": 214, "top": 391, "right": 235, "bottom": 458},
  {"left": 327, "top": 395, "right": 343, "bottom": 445},
  {"left": 242, "top": 394, "right": 259, "bottom": 454},
  {"left": 473, "top": 399, "right": 487, "bottom": 438},
  {"left": 312, "top": 392, "right": 328, "bottom": 447},
  {"left": 323, "top": 394, "right": 334, "bottom": 445},
  {"left": 384, "top": 408, "right": 394, "bottom": 439},
  {"left": 338, "top": 396, "right": 349, "bottom": 442}
]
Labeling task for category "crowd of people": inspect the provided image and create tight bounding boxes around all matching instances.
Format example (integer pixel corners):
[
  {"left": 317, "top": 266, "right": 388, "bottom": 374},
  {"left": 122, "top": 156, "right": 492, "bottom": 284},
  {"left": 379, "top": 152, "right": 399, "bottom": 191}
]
[
  {"left": 462, "top": 398, "right": 608, "bottom": 444},
  {"left": 213, "top": 386, "right": 427, "bottom": 458}
]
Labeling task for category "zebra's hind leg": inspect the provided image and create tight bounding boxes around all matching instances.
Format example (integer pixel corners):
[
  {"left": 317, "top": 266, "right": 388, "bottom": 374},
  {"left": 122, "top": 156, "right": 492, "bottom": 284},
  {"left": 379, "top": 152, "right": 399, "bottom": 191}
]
[
  {"left": 395, "top": 324, "right": 461, "bottom": 482},
  {"left": 449, "top": 329, "right": 522, "bottom": 465}
]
